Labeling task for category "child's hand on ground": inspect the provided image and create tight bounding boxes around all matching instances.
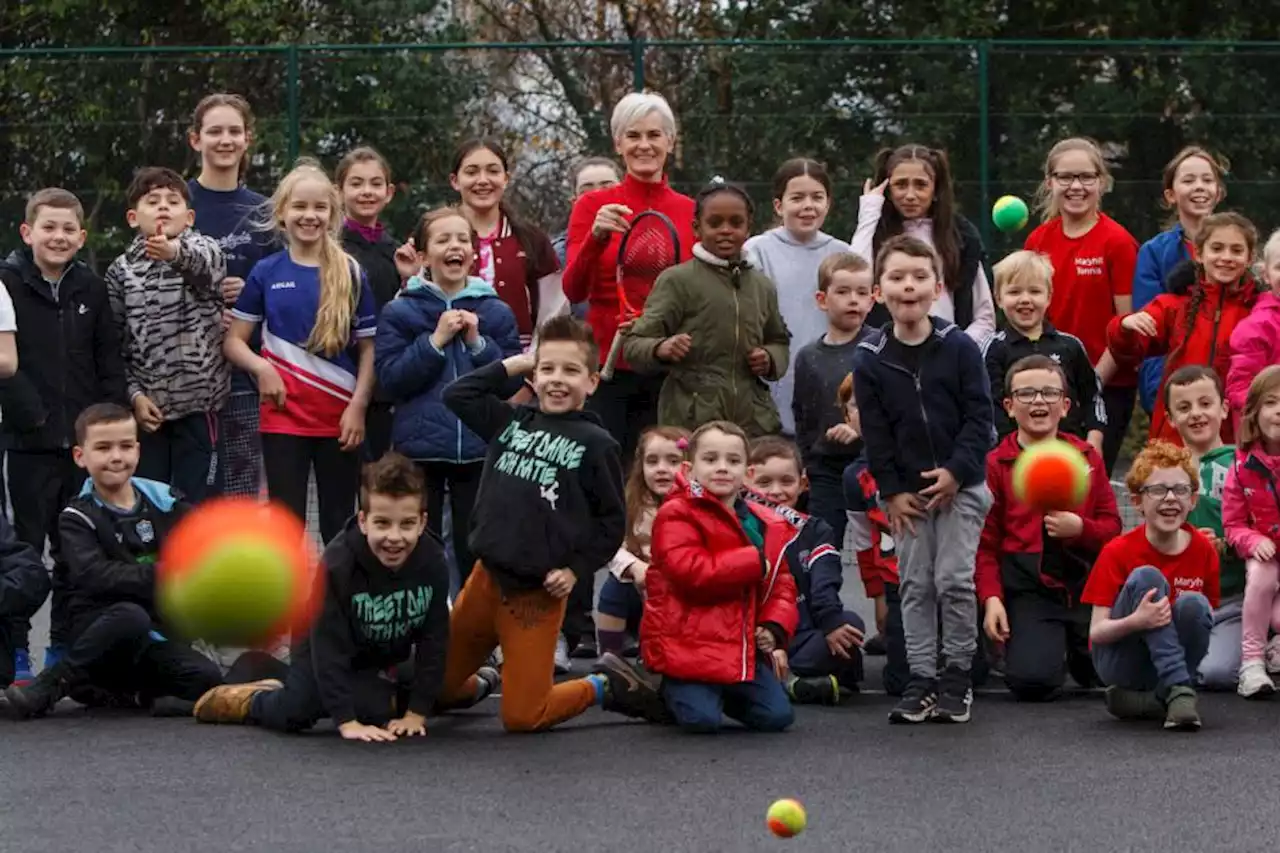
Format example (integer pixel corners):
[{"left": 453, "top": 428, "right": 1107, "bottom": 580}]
[
  {"left": 543, "top": 568, "right": 576, "bottom": 599},
  {"left": 132, "top": 394, "right": 164, "bottom": 433},
  {"left": 1254, "top": 538, "right": 1277, "bottom": 562},
  {"left": 338, "top": 720, "right": 398, "bottom": 743},
  {"left": 886, "top": 492, "right": 925, "bottom": 537},
  {"left": 254, "top": 362, "right": 287, "bottom": 410},
  {"left": 825, "top": 423, "right": 860, "bottom": 444},
  {"left": 144, "top": 222, "right": 179, "bottom": 262},
  {"left": 1132, "top": 588, "right": 1172, "bottom": 631},
  {"left": 656, "top": 333, "right": 693, "bottom": 363},
  {"left": 754, "top": 626, "right": 776, "bottom": 653},
  {"left": 503, "top": 352, "right": 537, "bottom": 377},
  {"left": 1044, "top": 511, "right": 1083, "bottom": 540},
  {"left": 394, "top": 238, "right": 420, "bottom": 280},
  {"left": 338, "top": 403, "right": 366, "bottom": 451},
  {"left": 770, "top": 648, "right": 790, "bottom": 681},
  {"left": 385, "top": 711, "right": 427, "bottom": 737},
  {"left": 1120, "top": 311, "right": 1158, "bottom": 337},
  {"left": 431, "top": 309, "right": 467, "bottom": 349},
  {"left": 746, "top": 347, "right": 772, "bottom": 376},
  {"left": 825, "top": 623, "right": 864, "bottom": 660},
  {"left": 919, "top": 467, "right": 959, "bottom": 511},
  {"left": 983, "top": 597, "right": 1011, "bottom": 643}
]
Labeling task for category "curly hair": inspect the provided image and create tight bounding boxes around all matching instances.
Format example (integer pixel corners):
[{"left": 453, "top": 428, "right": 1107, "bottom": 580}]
[{"left": 1125, "top": 440, "right": 1199, "bottom": 498}]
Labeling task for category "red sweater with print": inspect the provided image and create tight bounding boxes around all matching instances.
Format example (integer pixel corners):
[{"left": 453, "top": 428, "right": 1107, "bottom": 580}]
[
  {"left": 562, "top": 174, "right": 695, "bottom": 369},
  {"left": 1081, "top": 525, "right": 1220, "bottom": 610}
]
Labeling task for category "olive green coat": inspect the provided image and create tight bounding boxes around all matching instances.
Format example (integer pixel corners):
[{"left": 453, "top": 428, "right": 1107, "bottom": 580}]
[{"left": 622, "top": 256, "right": 790, "bottom": 437}]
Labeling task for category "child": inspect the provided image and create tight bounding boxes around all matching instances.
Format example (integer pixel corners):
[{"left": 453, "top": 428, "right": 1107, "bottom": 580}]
[
  {"left": 4, "top": 404, "right": 222, "bottom": 718},
  {"left": 744, "top": 158, "right": 854, "bottom": 434},
  {"left": 451, "top": 139, "right": 560, "bottom": 349},
  {"left": 186, "top": 93, "right": 277, "bottom": 499},
  {"left": 852, "top": 234, "right": 995, "bottom": 724},
  {"left": 596, "top": 425, "right": 689, "bottom": 659},
  {"left": 192, "top": 453, "right": 478, "bottom": 739},
  {"left": 643, "top": 421, "right": 798, "bottom": 733},
  {"left": 982, "top": 250, "right": 1105, "bottom": 452},
  {"left": 553, "top": 157, "right": 623, "bottom": 269},
  {"left": 792, "top": 252, "right": 875, "bottom": 549},
  {"left": 0, "top": 188, "right": 127, "bottom": 679},
  {"left": 375, "top": 207, "right": 521, "bottom": 592},
  {"left": 1161, "top": 366, "right": 1244, "bottom": 691},
  {"left": 1227, "top": 228, "right": 1280, "bottom": 431},
  {"left": 839, "top": 374, "right": 907, "bottom": 693},
  {"left": 1107, "top": 212, "right": 1260, "bottom": 446},
  {"left": 433, "top": 315, "right": 666, "bottom": 731},
  {"left": 1024, "top": 137, "right": 1139, "bottom": 473},
  {"left": 623, "top": 179, "right": 791, "bottom": 437},
  {"left": 106, "top": 167, "right": 228, "bottom": 504},
  {"left": 1222, "top": 365, "right": 1280, "bottom": 698},
  {"left": 225, "top": 161, "right": 378, "bottom": 544},
  {"left": 851, "top": 144, "right": 994, "bottom": 339},
  {"left": 977, "top": 355, "right": 1120, "bottom": 701},
  {"left": 0, "top": 515, "right": 50, "bottom": 690},
  {"left": 1133, "top": 147, "right": 1228, "bottom": 415},
  {"left": 1082, "top": 440, "right": 1217, "bottom": 730},
  {"left": 745, "top": 436, "right": 864, "bottom": 703}
]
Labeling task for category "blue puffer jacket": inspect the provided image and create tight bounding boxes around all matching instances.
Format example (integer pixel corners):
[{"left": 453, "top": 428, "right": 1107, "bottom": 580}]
[
  {"left": 375, "top": 276, "right": 521, "bottom": 463},
  {"left": 1133, "top": 225, "right": 1191, "bottom": 413}
]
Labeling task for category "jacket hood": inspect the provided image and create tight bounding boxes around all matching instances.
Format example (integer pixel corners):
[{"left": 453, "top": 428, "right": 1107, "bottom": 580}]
[
  {"left": 77, "top": 476, "right": 179, "bottom": 512},
  {"left": 764, "top": 226, "right": 836, "bottom": 251},
  {"left": 992, "top": 431, "right": 1092, "bottom": 464},
  {"left": 1200, "top": 444, "right": 1236, "bottom": 467},
  {"left": 339, "top": 513, "right": 444, "bottom": 576},
  {"left": 1, "top": 247, "right": 84, "bottom": 287},
  {"left": 403, "top": 274, "right": 496, "bottom": 302},
  {"left": 1241, "top": 446, "right": 1280, "bottom": 478},
  {"left": 1251, "top": 291, "right": 1280, "bottom": 314}
]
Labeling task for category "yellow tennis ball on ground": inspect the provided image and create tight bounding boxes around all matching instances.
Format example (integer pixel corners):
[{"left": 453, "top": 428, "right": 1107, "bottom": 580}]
[
  {"left": 766, "top": 798, "right": 806, "bottom": 838},
  {"left": 992, "top": 194, "right": 1030, "bottom": 232},
  {"left": 1011, "top": 439, "right": 1092, "bottom": 512}
]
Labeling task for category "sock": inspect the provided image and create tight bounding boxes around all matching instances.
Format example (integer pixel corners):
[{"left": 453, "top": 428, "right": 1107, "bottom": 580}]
[
  {"left": 597, "top": 629, "right": 626, "bottom": 655},
  {"left": 584, "top": 673, "right": 607, "bottom": 705}
]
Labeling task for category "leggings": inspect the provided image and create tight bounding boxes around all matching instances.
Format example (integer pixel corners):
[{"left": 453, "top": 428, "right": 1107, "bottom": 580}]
[
  {"left": 261, "top": 433, "right": 361, "bottom": 544},
  {"left": 1241, "top": 558, "right": 1280, "bottom": 664}
]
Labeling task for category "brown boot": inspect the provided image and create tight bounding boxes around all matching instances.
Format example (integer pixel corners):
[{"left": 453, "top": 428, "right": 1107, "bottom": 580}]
[{"left": 193, "top": 679, "right": 283, "bottom": 724}]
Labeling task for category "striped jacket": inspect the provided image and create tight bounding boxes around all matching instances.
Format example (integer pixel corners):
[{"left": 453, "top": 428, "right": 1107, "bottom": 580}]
[{"left": 106, "top": 230, "right": 229, "bottom": 420}]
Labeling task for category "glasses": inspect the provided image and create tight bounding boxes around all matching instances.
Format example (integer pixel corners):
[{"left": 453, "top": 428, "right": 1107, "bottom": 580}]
[
  {"left": 1010, "top": 387, "right": 1065, "bottom": 404},
  {"left": 1138, "top": 484, "right": 1195, "bottom": 500},
  {"left": 1051, "top": 172, "right": 1101, "bottom": 188}
]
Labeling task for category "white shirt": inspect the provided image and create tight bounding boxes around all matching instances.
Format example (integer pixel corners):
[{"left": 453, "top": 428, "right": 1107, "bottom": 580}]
[{"left": 0, "top": 283, "right": 16, "bottom": 333}]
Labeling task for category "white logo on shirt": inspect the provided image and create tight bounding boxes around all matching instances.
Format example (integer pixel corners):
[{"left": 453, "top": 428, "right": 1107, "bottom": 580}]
[
  {"left": 271, "top": 281, "right": 297, "bottom": 290},
  {"left": 1075, "top": 256, "right": 1104, "bottom": 276},
  {"left": 540, "top": 481, "right": 560, "bottom": 510},
  {"left": 77, "top": 304, "right": 87, "bottom": 315},
  {"left": 1049, "top": 353, "right": 1061, "bottom": 363}
]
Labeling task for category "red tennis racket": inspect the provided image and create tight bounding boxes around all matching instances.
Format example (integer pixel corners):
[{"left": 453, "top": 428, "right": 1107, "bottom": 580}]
[{"left": 601, "top": 210, "right": 681, "bottom": 380}]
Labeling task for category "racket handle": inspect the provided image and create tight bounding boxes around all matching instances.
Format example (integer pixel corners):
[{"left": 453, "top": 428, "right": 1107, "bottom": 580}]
[{"left": 601, "top": 330, "right": 626, "bottom": 381}]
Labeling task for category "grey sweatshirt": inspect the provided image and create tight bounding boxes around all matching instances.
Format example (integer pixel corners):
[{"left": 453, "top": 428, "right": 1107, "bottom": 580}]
[{"left": 744, "top": 227, "right": 853, "bottom": 434}]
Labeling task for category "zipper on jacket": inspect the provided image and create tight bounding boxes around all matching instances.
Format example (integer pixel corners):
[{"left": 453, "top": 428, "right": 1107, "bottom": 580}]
[
  {"left": 1206, "top": 285, "right": 1228, "bottom": 369},
  {"left": 885, "top": 358, "right": 941, "bottom": 469},
  {"left": 58, "top": 300, "right": 68, "bottom": 448},
  {"left": 732, "top": 285, "right": 741, "bottom": 415}
]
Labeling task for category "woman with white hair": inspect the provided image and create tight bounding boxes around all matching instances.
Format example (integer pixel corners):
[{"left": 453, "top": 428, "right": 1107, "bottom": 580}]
[{"left": 562, "top": 91, "right": 696, "bottom": 463}]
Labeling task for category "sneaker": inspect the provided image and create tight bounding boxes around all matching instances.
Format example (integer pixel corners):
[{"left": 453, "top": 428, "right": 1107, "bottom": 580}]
[
  {"left": 5, "top": 661, "right": 74, "bottom": 719},
  {"left": 554, "top": 635, "right": 571, "bottom": 675},
  {"left": 193, "top": 679, "right": 283, "bottom": 724},
  {"left": 593, "top": 652, "right": 671, "bottom": 723},
  {"left": 788, "top": 675, "right": 841, "bottom": 706},
  {"left": 570, "top": 639, "right": 598, "bottom": 660},
  {"left": 12, "top": 649, "right": 32, "bottom": 687},
  {"left": 863, "top": 635, "right": 887, "bottom": 657},
  {"left": 888, "top": 676, "right": 937, "bottom": 724},
  {"left": 1103, "top": 686, "right": 1165, "bottom": 721},
  {"left": 474, "top": 665, "right": 500, "bottom": 702},
  {"left": 43, "top": 645, "right": 65, "bottom": 670},
  {"left": 1238, "top": 660, "right": 1276, "bottom": 699},
  {"left": 932, "top": 665, "right": 973, "bottom": 724},
  {"left": 1163, "top": 684, "right": 1202, "bottom": 731},
  {"left": 620, "top": 639, "right": 640, "bottom": 659},
  {"left": 1266, "top": 637, "right": 1280, "bottom": 675}
]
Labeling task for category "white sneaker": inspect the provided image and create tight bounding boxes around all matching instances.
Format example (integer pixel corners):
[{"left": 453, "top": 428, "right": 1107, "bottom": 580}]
[
  {"left": 1266, "top": 637, "right": 1280, "bottom": 675},
  {"left": 1238, "top": 660, "right": 1275, "bottom": 699},
  {"left": 554, "top": 634, "right": 571, "bottom": 675}
]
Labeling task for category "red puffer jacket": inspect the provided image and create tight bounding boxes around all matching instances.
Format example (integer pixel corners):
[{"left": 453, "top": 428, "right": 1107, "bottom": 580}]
[{"left": 641, "top": 473, "right": 799, "bottom": 684}]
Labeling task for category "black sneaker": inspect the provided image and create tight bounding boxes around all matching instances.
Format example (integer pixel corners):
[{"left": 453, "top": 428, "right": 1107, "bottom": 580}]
[
  {"left": 593, "top": 652, "right": 671, "bottom": 723},
  {"left": 933, "top": 665, "right": 973, "bottom": 724},
  {"left": 788, "top": 675, "right": 841, "bottom": 705},
  {"left": 888, "top": 676, "right": 937, "bottom": 724},
  {"left": 5, "top": 661, "right": 74, "bottom": 719},
  {"left": 863, "top": 635, "right": 887, "bottom": 657},
  {"left": 570, "top": 639, "right": 598, "bottom": 660}
]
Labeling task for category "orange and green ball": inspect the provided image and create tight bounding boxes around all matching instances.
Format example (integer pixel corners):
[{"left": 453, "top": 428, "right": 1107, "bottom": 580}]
[
  {"left": 157, "top": 498, "right": 318, "bottom": 646},
  {"left": 1012, "top": 439, "right": 1091, "bottom": 512},
  {"left": 992, "top": 195, "right": 1029, "bottom": 232},
  {"left": 766, "top": 798, "right": 807, "bottom": 838}
]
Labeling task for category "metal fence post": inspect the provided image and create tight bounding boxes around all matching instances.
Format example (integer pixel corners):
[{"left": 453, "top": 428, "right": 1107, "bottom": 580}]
[
  {"left": 287, "top": 44, "right": 300, "bottom": 163},
  {"left": 977, "top": 39, "right": 992, "bottom": 249},
  {"left": 631, "top": 37, "right": 646, "bottom": 91}
]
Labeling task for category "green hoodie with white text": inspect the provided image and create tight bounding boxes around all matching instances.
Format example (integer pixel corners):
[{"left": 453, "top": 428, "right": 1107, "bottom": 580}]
[{"left": 1188, "top": 444, "right": 1244, "bottom": 600}]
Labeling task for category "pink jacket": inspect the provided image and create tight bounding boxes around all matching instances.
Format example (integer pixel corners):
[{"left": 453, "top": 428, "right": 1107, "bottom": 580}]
[
  {"left": 1223, "top": 448, "right": 1280, "bottom": 559},
  {"left": 1227, "top": 292, "right": 1280, "bottom": 432}
]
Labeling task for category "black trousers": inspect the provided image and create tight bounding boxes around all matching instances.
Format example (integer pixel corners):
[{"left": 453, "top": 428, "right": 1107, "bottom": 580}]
[
  {"left": 137, "top": 411, "right": 218, "bottom": 504},
  {"left": 6, "top": 449, "right": 85, "bottom": 650},
  {"left": 1101, "top": 384, "right": 1136, "bottom": 475},
  {"left": 419, "top": 460, "right": 484, "bottom": 590},
  {"left": 64, "top": 603, "right": 221, "bottom": 702},
  {"left": 586, "top": 368, "right": 662, "bottom": 466},
  {"left": 261, "top": 434, "right": 361, "bottom": 545},
  {"left": 1002, "top": 592, "right": 1098, "bottom": 701},
  {"left": 249, "top": 650, "right": 413, "bottom": 732},
  {"left": 362, "top": 402, "right": 395, "bottom": 464}
]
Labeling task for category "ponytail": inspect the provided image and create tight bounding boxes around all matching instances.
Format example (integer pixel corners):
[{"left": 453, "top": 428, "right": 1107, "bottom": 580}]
[{"left": 309, "top": 235, "right": 356, "bottom": 357}]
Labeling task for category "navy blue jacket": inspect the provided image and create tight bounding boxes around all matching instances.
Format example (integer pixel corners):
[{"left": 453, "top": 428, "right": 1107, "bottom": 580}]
[
  {"left": 1133, "top": 225, "right": 1191, "bottom": 414},
  {"left": 375, "top": 276, "right": 521, "bottom": 463},
  {"left": 744, "top": 491, "right": 846, "bottom": 636},
  {"left": 0, "top": 513, "right": 49, "bottom": 621},
  {"left": 851, "top": 318, "right": 995, "bottom": 498}
]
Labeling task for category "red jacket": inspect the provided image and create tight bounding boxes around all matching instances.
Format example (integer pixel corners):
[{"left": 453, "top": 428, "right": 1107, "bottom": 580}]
[
  {"left": 561, "top": 173, "right": 695, "bottom": 369},
  {"left": 1106, "top": 268, "right": 1258, "bottom": 444},
  {"left": 975, "top": 433, "right": 1120, "bottom": 605},
  {"left": 641, "top": 473, "right": 799, "bottom": 684}
]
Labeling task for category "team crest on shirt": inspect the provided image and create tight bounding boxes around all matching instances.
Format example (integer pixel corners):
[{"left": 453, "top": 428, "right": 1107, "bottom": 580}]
[{"left": 136, "top": 519, "right": 155, "bottom": 544}]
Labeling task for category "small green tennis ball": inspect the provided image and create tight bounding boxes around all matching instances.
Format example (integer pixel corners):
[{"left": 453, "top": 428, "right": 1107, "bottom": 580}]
[
  {"left": 766, "top": 798, "right": 806, "bottom": 838},
  {"left": 992, "top": 195, "right": 1029, "bottom": 232},
  {"left": 1011, "top": 439, "right": 1091, "bottom": 512},
  {"left": 159, "top": 538, "right": 298, "bottom": 646}
]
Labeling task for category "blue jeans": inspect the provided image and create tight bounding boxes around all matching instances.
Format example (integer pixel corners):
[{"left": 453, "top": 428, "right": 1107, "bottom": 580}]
[
  {"left": 662, "top": 661, "right": 794, "bottom": 733},
  {"left": 1092, "top": 565, "right": 1212, "bottom": 698},
  {"left": 596, "top": 574, "right": 643, "bottom": 634}
]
